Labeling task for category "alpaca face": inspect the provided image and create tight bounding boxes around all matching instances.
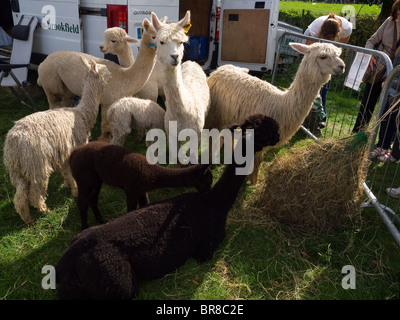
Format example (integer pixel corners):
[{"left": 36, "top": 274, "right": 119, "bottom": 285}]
[
  {"left": 314, "top": 44, "right": 345, "bottom": 76},
  {"left": 99, "top": 27, "right": 138, "bottom": 55},
  {"left": 290, "top": 42, "right": 345, "bottom": 76},
  {"left": 157, "top": 38, "right": 185, "bottom": 66},
  {"left": 152, "top": 11, "right": 190, "bottom": 67}
]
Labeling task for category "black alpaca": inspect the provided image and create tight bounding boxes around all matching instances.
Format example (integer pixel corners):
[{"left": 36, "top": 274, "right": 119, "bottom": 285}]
[
  {"left": 56, "top": 114, "right": 280, "bottom": 300},
  {"left": 69, "top": 141, "right": 213, "bottom": 229}
]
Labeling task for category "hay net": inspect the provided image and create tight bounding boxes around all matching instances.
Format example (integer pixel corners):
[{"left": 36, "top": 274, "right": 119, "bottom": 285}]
[{"left": 258, "top": 133, "right": 370, "bottom": 234}]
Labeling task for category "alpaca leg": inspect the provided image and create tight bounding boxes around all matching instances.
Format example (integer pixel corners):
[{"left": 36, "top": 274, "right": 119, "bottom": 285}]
[
  {"left": 60, "top": 164, "right": 78, "bottom": 197},
  {"left": 248, "top": 151, "right": 263, "bottom": 184},
  {"left": 89, "top": 183, "right": 105, "bottom": 225},
  {"left": 29, "top": 179, "right": 49, "bottom": 214},
  {"left": 138, "top": 193, "right": 149, "bottom": 207},
  {"left": 59, "top": 89, "right": 76, "bottom": 109},
  {"left": 12, "top": 177, "right": 34, "bottom": 225},
  {"left": 44, "top": 90, "right": 62, "bottom": 109},
  {"left": 76, "top": 187, "right": 92, "bottom": 229},
  {"left": 126, "top": 193, "right": 139, "bottom": 212},
  {"left": 99, "top": 105, "right": 112, "bottom": 142}
]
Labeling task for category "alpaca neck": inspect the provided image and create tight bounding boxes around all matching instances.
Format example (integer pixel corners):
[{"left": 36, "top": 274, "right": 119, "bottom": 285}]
[
  {"left": 118, "top": 44, "right": 134, "bottom": 67},
  {"left": 208, "top": 153, "right": 250, "bottom": 213},
  {"left": 124, "top": 37, "right": 156, "bottom": 94},
  {"left": 152, "top": 165, "right": 202, "bottom": 189},
  {"left": 163, "top": 63, "right": 187, "bottom": 114},
  {"left": 75, "top": 78, "right": 104, "bottom": 129},
  {"left": 280, "top": 61, "right": 331, "bottom": 138}
]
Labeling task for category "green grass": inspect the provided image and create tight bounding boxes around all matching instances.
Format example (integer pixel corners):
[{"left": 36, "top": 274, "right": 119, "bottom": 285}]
[{"left": 0, "top": 68, "right": 400, "bottom": 301}]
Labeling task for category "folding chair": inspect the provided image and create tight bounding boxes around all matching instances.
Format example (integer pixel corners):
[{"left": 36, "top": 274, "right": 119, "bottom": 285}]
[{"left": 0, "top": 15, "right": 38, "bottom": 110}]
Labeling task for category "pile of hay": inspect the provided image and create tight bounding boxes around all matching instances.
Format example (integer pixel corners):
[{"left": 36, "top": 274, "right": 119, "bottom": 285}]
[{"left": 258, "top": 134, "right": 370, "bottom": 234}]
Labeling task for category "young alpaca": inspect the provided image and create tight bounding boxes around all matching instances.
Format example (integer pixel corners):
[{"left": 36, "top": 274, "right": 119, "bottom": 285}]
[
  {"left": 3, "top": 58, "right": 112, "bottom": 226},
  {"left": 152, "top": 11, "right": 210, "bottom": 141},
  {"left": 99, "top": 27, "right": 137, "bottom": 67},
  {"left": 56, "top": 114, "right": 280, "bottom": 299},
  {"left": 37, "top": 17, "right": 158, "bottom": 141},
  {"left": 38, "top": 27, "right": 136, "bottom": 109},
  {"left": 205, "top": 42, "right": 345, "bottom": 183},
  {"left": 107, "top": 97, "right": 165, "bottom": 146},
  {"left": 69, "top": 141, "right": 213, "bottom": 230}
]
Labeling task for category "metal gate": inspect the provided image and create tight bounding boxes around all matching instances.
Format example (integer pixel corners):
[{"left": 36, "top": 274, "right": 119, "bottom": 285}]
[{"left": 273, "top": 31, "right": 400, "bottom": 246}]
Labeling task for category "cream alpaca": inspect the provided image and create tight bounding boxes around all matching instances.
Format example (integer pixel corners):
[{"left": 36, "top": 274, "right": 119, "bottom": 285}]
[
  {"left": 152, "top": 11, "right": 210, "bottom": 141},
  {"left": 205, "top": 42, "right": 345, "bottom": 183},
  {"left": 3, "top": 58, "right": 112, "bottom": 226},
  {"left": 108, "top": 97, "right": 165, "bottom": 146},
  {"left": 37, "top": 17, "right": 158, "bottom": 141},
  {"left": 38, "top": 27, "right": 136, "bottom": 109}
]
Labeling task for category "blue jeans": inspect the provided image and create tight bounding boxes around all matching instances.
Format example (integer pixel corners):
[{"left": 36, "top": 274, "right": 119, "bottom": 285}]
[{"left": 320, "top": 82, "right": 329, "bottom": 122}]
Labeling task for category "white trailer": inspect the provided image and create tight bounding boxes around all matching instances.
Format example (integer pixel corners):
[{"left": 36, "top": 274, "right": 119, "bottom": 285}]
[{"left": 7, "top": 0, "right": 301, "bottom": 72}]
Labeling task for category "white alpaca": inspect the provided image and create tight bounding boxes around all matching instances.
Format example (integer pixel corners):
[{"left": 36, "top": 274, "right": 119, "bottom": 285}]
[
  {"left": 38, "top": 27, "right": 136, "bottom": 110},
  {"left": 99, "top": 27, "right": 137, "bottom": 67},
  {"left": 108, "top": 97, "right": 165, "bottom": 146},
  {"left": 152, "top": 11, "right": 210, "bottom": 141},
  {"left": 205, "top": 42, "right": 345, "bottom": 183},
  {"left": 37, "top": 17, "right": 158, "bottom": 141},
  {"left": 3, "top": 58, "right": 112, "bottom": 226}
]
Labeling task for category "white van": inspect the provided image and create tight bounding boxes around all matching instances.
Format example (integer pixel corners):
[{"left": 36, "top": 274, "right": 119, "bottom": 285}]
[{"left": 7, "top": 0, "right": 301, "bottom": 72}]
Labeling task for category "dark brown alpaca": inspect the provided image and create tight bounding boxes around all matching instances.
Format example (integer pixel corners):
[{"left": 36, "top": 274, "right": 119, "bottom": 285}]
[
  {"left": 56, "top": 114, "right": 280, "bottom": 300},
  {"left": 69, "top": 141, "right": 213, "bottom": 229}
]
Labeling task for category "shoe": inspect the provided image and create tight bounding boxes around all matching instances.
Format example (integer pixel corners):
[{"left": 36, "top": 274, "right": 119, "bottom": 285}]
[
  {"left": 386, "top": 187, "right": 400, "bottom": 199},
  {"left": 371, "top": 147, "right": 387, "bottom": 158},
  {"left": 378, "top": 153, "right": 398, "bottom": 163}
]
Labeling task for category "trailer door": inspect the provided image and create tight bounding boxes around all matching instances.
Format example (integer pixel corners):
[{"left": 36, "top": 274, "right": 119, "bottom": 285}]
[
  {"left": 218, "top": 0, "right": 279, "bottom": 72},
  {"left": 11, "top": 0, "right": 83, "bottom": 61}
]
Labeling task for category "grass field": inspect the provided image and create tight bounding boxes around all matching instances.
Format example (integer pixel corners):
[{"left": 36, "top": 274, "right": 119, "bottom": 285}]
[
  {"left": 279, "top": 1, "right": 381, "bottom": 17},
  {"left": 0, "top": 62, "right": 400, "bottom": 302}
]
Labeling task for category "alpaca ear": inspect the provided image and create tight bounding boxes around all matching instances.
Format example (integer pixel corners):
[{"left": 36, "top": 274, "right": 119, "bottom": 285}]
[
  {"left": 160, "top": 16, "right": 168, "bottom": 23},
  {"left": 178, "top": 10, "right": 191, "bottom": 30},
  {"left": 143, "top": 18, "right": 151, "bottom": 32},
  {"left": 200, "top": 164, "right": 211, "bottom": 175},
  {"left": 289, "top": 42, "right": 310, "bottom": 55},
  {"left": 151, "top": 12, "right": 163, "bottom": 31},
  {"left": 125, "top": 35, "right": 139, "bottom": 43},
  {"left": 226, "top": 123, "right": 242, "bottom": 132}
]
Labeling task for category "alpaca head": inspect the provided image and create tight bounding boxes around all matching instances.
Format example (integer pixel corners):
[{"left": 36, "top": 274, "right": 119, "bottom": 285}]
[
  {"left": 81, "top": 57, "right": 112, "bottom": 88},
  {"left": 99, "top": 27, "right": 138, "bottom": 55},
  {"left": 152, "top": 11, "right": 190, "bottom": 67},
  {"left": 227, "top": 114, "right": 280, "bottom": 153},
  {"left": 141, "top": 17, "right": 159, "bottom": 49},
  {"left": 290, "top": 42, "right": 345, "bottom": 78}
]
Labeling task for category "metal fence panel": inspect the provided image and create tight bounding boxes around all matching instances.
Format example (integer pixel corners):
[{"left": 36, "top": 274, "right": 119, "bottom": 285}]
[{"left": 273, "top": 32, "right": 400, "bottom": 246}]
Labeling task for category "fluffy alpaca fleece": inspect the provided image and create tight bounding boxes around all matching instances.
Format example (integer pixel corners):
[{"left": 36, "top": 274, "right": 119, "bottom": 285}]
[
  {"left": 3, "top": 58, "right": 112, "bottom": 226},
  {"left": 37, "top": 17, "right": 158, "bottom": 141},
  {"left": 69, "top": 141, "right": 213, "bottom": 229},
  {"left": 205, "top": 42, "right": 345, "bottom": 183},
  {"left": 107, "top": 97, "right": 165, "bottom": 146},
  {"left": 38, "top": 28, "right": 136, "bottom": 110},
  {"left": 56, "top": 113, "right": 280, "bottom": 299},
  {"left": 152, "top": 11, "right": 210, "bottom": 141},
  {"left": 99, "top": 27, "right": 137, "bottom": 67}
]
